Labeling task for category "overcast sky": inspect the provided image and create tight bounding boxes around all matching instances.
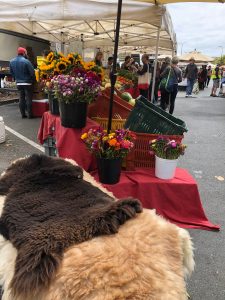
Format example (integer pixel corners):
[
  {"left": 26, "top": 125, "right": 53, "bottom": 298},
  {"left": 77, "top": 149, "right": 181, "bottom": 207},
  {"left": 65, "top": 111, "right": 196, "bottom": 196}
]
[{"left": 167, "top": 3, "right": 225, "bottom": 58}]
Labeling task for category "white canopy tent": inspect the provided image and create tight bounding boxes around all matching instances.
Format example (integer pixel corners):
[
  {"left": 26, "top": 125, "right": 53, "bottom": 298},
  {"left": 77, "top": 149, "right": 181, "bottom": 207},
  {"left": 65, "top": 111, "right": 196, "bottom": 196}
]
[
  {"left": 0, "top": 0, "right": 178, "bottom": 130},
  {"left": 0, "top": 0, "right": 176, "bottom": 53}
]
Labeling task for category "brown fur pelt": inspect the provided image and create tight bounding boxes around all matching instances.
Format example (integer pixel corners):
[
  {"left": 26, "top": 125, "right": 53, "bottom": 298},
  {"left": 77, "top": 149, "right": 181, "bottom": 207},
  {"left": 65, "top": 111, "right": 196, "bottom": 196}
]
[{"left": 0, "top": 154, "right": 142, "bottom": 299}]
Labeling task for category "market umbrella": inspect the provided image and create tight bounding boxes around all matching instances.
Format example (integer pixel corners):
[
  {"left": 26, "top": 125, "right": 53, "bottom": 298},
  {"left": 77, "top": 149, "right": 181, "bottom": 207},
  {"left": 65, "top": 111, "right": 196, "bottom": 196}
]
[{"left": 179, "top": 50, "right": 214, "bottom": 63}]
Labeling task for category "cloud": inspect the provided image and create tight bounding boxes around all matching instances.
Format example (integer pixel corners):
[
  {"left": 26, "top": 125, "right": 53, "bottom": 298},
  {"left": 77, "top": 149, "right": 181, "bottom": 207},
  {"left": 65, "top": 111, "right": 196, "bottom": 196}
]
[{"left": 167, "top": 3, "right": 225, "bottom": 57}]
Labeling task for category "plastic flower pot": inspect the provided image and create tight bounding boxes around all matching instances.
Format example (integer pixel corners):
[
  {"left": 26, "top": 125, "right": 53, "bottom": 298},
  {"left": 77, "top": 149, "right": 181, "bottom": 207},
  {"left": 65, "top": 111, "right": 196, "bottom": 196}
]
[
  {"left": 59, "top": 101, "right": 87, "bottom": 128},
  {"left": 155, "top": 156, "right": 178, "bottom": 180},
  {"left": 48, "top": 92, "right": 60, "bottom": 115},
  {"left": 97, "top": 157, "right": 122, "bottom": 184}
]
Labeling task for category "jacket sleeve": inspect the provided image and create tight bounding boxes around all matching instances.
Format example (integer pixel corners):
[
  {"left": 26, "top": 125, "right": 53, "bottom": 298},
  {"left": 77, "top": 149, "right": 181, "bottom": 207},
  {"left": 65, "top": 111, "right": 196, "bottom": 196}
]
[
  {"left": 178, "top": 70, "right": 183, "bottom": 83},
  {"left": 195, "top": 66, "right": 198, "bottom": 77},
  {"left": 9, "top": 62, "right": 15, "bottom": 79},
  {"left": 26, "top": 61, "right": 35, "bottom": 81},
  {"left": 160, "top": 66, "right": 169, "bottom": 79},
  {"left": 184, "top": 66, "right": 188, "bottom": 78},
  {"left": 137, "top": 64, "right": 148, "bottom": 75}
]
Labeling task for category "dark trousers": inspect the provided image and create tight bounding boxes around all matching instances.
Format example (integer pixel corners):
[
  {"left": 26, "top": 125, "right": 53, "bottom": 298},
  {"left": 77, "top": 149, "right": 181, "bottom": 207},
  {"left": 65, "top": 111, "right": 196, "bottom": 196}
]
[
  {"left": 160, "top": 86, "right": 178, "bottom": 115},
  {"left": 149, "top": 81, "right": 159, "bottom": 103},
  {"left": 199, "top": 80, "right": 205, "bottom": 90},
  {"left": 139, "top": 88, "right": 149, "bottom": 99},
  {"left": 17, "top": 85, "right": 33, "bottom": 117},
  {"left": 206, "top": 76, "right": 211, "bottom": 87}
]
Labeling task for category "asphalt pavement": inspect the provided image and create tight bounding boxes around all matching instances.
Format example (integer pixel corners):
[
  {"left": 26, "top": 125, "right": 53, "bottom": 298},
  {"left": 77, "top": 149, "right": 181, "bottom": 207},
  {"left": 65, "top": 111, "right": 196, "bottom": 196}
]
[{"left": 0, "top": 87, "right": 225, "bottom": 300}]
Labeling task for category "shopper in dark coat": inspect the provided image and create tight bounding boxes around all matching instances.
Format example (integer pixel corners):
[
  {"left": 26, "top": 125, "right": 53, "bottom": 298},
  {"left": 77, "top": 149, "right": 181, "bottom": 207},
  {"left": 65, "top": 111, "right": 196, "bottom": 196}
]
[
  {"left": 160, "top": 56, "right": 182, "bottom": 115},
  {"left": 10, "top": 47, "right": 35, "bottom": 118}
]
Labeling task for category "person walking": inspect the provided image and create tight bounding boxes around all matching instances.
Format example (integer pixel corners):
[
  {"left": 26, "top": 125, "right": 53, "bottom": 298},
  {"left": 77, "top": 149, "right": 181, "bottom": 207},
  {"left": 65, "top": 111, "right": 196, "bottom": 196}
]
[
  {"left": 149, "top": 61, "right": 160, "bottom": 103},
  {"left": 121, "top": 56, "right": 133, "bottom": 71},
  {"left": 94, "top": 51, "right": 103, "bottom": 67},
  {"left": 210, "top": 65, "right": 221, "bottom": 97},
  {"left": 160, "top": 56, "right": 182, "bottom": 115},
  {"left": 10, "top": 47, "right": 35, "bottom": 119},
  {"left": 184, "top": 57, "right": 198, "bottom": 98},
  {"left": 206, "top": 65, "right": 212, "bottom": 87},
  {"left": 159, "top": 57, "right": 172, "bottom": 108},
  {"left": 198, "top": 66, "right": 207, "bottom": 90},
  {"left": 137, "top": 54, "right": 151, "bottom": 99}
]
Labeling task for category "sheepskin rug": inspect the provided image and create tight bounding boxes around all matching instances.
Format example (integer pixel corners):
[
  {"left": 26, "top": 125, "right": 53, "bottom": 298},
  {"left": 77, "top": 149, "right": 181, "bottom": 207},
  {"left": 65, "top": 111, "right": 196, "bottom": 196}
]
[
  {"left": 0, "top": 155, "right": 142, "bottom": 298},
  {"left": 0, "top": 157, "right": 194, "bottom": 300}
]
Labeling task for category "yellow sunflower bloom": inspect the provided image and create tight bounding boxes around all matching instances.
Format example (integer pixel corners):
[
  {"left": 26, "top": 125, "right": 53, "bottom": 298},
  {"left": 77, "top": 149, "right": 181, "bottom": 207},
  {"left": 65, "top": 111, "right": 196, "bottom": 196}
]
[
  {"left": 58, "top": 52, "right": 65, "bottom": 59},
  {"left": 81, "top": 133, "right": 88, "bottom": 140},
  {"left": 55, "top": 61, "right": 67, "bottom": 73},
  {"left": 61, "top": 57, "right": 71, "bottom": 64},
  {"left": 35, "top": 69, "right": 40, "bottom": 82},
  {"left": 67, "top": 54, "right": 75, "bottom": 65},
  {"left": 46, "top": 52, "right": 54, "bottom": 63}
]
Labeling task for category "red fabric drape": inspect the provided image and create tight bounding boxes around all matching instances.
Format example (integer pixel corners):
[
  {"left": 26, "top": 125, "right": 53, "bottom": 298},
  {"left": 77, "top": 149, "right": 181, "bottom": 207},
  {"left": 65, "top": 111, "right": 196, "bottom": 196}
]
[
  {"left": 92, "top": 168, "right": 220, "bottom": 231},
  {"left": 38, "top": 112, "right": 99, "bottom": 171}
]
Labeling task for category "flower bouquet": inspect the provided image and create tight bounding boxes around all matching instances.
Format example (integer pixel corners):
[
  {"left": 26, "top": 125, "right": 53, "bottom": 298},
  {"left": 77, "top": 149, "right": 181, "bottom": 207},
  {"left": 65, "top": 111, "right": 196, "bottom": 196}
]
[
  {"left": 51, "top": 69, "right": 101, "bottom": 128},
  {"left": 53, "top": 69, "right": 101, "bottom": 104},
  {"left": 81, "top": 128, "right": 135, "bottom": 184},
  {"left": 150, "top": 136, "right": 187, "bottom": 179}
]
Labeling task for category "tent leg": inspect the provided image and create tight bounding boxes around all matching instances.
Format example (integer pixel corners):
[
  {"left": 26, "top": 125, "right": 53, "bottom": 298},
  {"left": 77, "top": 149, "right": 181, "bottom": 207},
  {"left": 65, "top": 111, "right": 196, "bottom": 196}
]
[
  {"left": 151, "top": 26, "right": 160, "bottom": 103},
  {"left": 107, "top": 0, "right": 123, "bottom": 133}
]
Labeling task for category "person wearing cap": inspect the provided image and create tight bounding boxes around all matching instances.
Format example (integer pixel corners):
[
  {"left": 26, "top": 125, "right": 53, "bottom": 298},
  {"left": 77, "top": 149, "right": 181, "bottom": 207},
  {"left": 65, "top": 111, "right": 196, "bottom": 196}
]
[
  {"left": 184, "top": 57, "right": 198, "bottom": 98},
  {"left": 9, "top": 47, "right": 35, "bottom": 118}
]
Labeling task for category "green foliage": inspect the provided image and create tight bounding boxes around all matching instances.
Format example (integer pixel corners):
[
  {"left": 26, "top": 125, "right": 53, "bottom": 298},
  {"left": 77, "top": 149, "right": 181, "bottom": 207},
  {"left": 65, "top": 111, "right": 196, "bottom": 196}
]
[
  {"left": 117, "top": 69, "right": 138, "bottom": 85},
  {"left": 213, "top": 55, "right": 225, "bottom": 65}
]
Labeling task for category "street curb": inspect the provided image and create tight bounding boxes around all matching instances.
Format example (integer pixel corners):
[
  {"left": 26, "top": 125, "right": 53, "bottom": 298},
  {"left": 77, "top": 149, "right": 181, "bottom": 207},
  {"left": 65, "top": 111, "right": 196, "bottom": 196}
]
[{"left": 0, "top": 99, "right": 19, "bottom": 106}]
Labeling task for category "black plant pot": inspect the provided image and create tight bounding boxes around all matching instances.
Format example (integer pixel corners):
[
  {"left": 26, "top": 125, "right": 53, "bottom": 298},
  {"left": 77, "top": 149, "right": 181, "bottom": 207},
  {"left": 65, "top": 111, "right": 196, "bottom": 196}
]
[
  {"left": 59, "top": 101, "right": 87, "bottom": 128},
  {"left": 97, "top": 157, "right": 122, "bottom": 185},
  {"left": 48, "top": 92, "right": 60, "bottom": 115}
]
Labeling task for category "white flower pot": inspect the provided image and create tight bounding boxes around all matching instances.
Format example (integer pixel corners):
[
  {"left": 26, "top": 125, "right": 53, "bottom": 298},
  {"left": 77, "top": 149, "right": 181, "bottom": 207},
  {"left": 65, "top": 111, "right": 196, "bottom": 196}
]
[{"left": 155, "top": 156, "right": 178, "bottom": 180}]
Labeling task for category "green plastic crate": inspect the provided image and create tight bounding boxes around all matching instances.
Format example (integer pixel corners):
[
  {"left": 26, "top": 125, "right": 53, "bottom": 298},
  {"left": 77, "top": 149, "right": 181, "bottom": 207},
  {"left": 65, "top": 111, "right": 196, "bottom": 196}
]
[{"left": 124, "top": 96, "right": 188, "bottom": 135}]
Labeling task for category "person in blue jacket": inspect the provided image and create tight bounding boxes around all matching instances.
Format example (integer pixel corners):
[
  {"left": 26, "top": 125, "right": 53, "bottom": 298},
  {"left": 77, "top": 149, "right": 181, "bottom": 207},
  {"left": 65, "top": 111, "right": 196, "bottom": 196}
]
[{"left": 10, "top": 47, "right": 35, "bottom": 118}]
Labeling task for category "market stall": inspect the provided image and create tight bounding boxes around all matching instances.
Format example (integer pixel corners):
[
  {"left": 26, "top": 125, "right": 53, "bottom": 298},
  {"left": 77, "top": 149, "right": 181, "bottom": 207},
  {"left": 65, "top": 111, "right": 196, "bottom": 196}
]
[{"left": 38, "top": 111, "right": 219, "bottom": 231}]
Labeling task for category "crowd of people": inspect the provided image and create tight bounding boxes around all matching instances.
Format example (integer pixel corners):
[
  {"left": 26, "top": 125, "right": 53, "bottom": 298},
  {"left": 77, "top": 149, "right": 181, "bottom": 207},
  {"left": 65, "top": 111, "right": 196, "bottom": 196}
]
[
  {"left": 9, "top": 48, "right": 225, "bottom": 119},
  {"left": 103, "top": 52, "right": 225, "bottom": 114}
]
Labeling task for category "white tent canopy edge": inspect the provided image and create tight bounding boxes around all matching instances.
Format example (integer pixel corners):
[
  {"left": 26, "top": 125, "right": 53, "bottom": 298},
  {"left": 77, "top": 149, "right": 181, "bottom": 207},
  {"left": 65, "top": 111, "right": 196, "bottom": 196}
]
[{"left": 0, "top": 0, "right": 176, "bottom": 51}]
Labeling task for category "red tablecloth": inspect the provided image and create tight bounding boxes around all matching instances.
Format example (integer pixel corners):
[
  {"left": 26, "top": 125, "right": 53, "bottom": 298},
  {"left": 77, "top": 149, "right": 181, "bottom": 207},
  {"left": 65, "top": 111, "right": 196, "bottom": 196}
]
[
  {"left": 38, "top": 111, "right": 99, "bottom": 171},
  {"left": 92, "top": 168, "right": 220, "bottom": 231}
]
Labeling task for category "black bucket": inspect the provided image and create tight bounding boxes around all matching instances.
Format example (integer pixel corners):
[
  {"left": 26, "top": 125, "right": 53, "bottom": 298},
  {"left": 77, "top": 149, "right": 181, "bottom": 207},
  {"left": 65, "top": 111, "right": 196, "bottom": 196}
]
[
  {"left": 59, "top": 101, "right": 87, "bottom": 128},
  {"left": 97, "top": 157, "right": 122, "bottom": 184}
]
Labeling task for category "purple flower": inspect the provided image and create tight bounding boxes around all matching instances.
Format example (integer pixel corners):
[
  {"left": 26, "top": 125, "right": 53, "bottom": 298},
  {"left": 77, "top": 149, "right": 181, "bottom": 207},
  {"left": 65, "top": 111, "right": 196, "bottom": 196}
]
[{"left": 171, "top": 142, "right": 177, "bottom": 148}]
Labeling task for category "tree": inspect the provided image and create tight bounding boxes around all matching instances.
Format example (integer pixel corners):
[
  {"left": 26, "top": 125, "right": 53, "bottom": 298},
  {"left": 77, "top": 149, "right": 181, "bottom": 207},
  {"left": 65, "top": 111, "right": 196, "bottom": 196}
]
[{"left": 213, "top": 55, "right": 225, "bottom": 65}]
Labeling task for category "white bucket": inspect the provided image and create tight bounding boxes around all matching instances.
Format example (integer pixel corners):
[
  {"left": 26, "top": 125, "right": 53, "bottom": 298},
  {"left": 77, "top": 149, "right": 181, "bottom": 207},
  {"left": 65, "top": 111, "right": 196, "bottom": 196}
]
[
  {"left": 155, "top": 156, "right": 178, "bottom": 180},
  {"left": 0, "top": 116, "right": 6, "bottom": 144}
]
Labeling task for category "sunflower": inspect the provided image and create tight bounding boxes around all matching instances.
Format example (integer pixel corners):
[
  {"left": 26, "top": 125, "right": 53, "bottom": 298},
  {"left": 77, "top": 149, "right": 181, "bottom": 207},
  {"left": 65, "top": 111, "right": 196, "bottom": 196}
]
[
  {"left": 61, "top": 57, "right": 71, "bottom": 64},
  {"left": 67, "top": 54, "right": 75, "bottom": 65},
  {"left": 35, "top": 69, "right": 40, "bottom": 82},
  {"left": 55, "top": 61, "right": 67, "bottom": 73},
  {"left": 46, "top": 52, "right": 54, "bottom": 63},
  {"left": 57, "top": 52, "right": 65, "bottom": 59},
  {"left": 84, "top": 61, "right": 96, "bottom": 70}
]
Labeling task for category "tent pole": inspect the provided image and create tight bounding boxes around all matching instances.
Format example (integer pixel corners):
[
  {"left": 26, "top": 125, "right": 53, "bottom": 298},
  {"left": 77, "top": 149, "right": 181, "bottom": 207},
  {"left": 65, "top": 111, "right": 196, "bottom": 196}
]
[
  {"left": 151, "top": 26, "right": 160, "bottom": 103},
  {"left": 107, "top": 0, "right": 123, "bottom": 133}
]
